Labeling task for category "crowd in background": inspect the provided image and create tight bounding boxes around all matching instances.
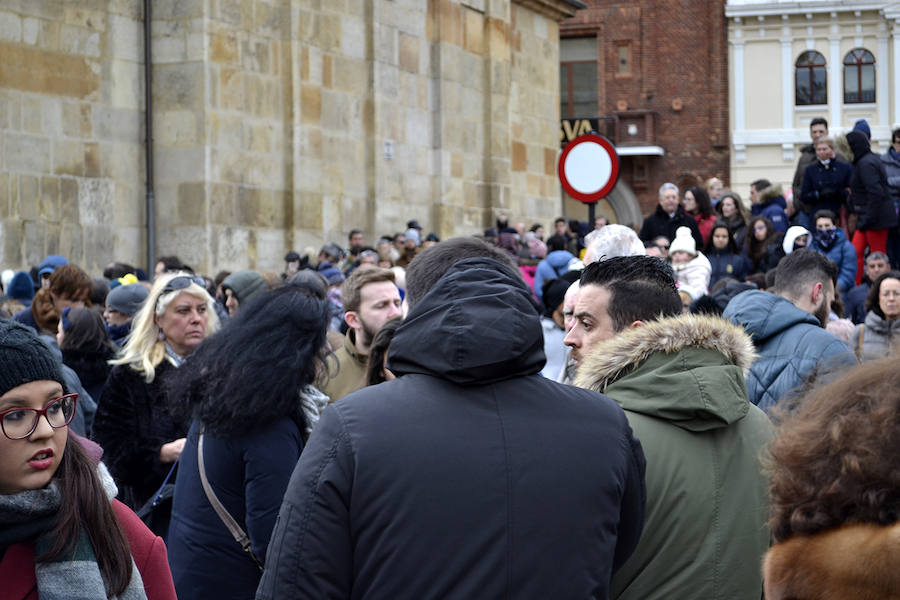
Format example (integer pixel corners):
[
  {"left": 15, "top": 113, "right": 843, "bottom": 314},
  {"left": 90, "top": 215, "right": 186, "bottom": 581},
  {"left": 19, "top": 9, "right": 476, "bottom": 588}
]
[{"left": 1, "top": 117, "right": 899, "bottom": 600}]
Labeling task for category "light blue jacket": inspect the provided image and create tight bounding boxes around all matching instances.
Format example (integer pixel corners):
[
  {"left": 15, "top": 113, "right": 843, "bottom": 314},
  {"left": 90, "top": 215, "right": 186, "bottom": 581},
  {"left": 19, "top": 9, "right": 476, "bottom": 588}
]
[{"left": 723, "top": 290, "right": 857, "bottom": 412}]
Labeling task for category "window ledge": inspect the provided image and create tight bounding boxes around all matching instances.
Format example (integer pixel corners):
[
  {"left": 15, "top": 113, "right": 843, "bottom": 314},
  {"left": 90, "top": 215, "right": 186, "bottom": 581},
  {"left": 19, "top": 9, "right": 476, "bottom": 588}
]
[
  {"left": 795, "top": 104, "right": 829, "bottom": 111},
  {"left": 844, "top": 103, "right": 877, "bottom": 110}
]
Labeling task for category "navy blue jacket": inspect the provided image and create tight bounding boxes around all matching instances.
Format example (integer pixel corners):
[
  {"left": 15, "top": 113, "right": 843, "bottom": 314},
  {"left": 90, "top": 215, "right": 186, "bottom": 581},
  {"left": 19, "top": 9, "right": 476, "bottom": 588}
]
[
  {"left": 168, "top": 419, "right": 304, "bottom": 599},
  {"left": 724, "top": 290, "right": 857, "bottom": 412},
  {"left": 845, "top": 282, "right": 871, "bottom": 324},
  {"left": 808, "top": 228, "right": 857, "bottom": 293},
  {"left": 257, "top": 258, "right": 646, "bottom": 600},
  {"left": 800, "top": 159, "right": 852, "bottom": 216},
  {"left": 707, "top": 249, "right": 751, "bottom": 286}
]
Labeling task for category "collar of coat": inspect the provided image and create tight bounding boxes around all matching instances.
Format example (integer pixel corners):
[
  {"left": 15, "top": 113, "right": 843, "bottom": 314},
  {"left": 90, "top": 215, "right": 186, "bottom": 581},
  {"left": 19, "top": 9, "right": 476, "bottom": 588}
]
[{"left": 574, "top": 313, "right": 756, "bottom": 393}]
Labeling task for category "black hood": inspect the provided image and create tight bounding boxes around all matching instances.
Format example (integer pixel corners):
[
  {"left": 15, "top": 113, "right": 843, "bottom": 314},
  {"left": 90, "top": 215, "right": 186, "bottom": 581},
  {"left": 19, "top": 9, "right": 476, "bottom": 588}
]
[
  {"left": 387, "top": 257, "right": 545, "bottom": 385},
  {"left": 846, "top": 130, "right": 870, "bottom": 163}
]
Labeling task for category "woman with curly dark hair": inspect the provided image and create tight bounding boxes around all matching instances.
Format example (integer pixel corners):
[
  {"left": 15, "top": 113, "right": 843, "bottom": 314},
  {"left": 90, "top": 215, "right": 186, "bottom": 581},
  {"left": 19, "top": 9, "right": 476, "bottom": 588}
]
[
  {"left": 744, "top": 216, "right": 784, "bottom": 274},
  {"left": 365, "top": 317, "right": 402, "bottom": 386},
  {"left": 166, "top": 284, "right": 331, "bottom": 599},
  {"left": 851, "top": 271, "right": 900, "bottom": 362},
  {"left": 763, "top": 358, "right": 900, "bottom": 599}
]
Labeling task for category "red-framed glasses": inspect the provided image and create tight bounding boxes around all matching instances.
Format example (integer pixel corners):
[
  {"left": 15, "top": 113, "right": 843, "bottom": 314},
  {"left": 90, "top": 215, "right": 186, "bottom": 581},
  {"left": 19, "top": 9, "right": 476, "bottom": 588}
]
[{"left": 0, "top": 393, "right": 78, "bottom": 440}]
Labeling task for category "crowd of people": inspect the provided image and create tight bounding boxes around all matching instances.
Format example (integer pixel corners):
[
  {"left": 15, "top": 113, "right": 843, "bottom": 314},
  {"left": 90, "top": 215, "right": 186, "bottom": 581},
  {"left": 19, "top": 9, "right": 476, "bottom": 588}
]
[{"left": 1, "top": 119, "right": 899, "bottom": 599}]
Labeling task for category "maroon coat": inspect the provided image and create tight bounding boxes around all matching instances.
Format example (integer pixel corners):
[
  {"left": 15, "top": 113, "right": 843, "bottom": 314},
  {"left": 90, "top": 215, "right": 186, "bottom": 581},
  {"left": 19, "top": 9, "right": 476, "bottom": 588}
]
[{"left": 0, "top": 500, "right": 176, "bottom": 600}]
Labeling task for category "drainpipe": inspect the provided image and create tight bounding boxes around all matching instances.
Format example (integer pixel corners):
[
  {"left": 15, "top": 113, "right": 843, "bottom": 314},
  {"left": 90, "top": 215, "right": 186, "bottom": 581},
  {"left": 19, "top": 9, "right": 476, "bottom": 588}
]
[{"left": 144, "top": 0, "right": 156, "bottom": 273}]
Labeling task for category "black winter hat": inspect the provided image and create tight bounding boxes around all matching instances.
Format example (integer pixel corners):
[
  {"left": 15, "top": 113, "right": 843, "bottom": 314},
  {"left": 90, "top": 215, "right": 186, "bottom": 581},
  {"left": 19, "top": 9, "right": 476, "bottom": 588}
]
[
  {"left": 541, "top": 278, "right": 570, "bottom": 318},
  {"left": 0, "top": 319, "right": 66, "bottom": 398}
]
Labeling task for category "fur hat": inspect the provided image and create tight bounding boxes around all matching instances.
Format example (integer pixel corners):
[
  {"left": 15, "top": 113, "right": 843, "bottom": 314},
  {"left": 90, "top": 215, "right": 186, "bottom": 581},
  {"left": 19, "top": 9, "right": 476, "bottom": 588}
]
[
  {"left": 0, "top": 319, "right": 66, "bottom": 398},
  {"left": 669, "top": 226, "right": 697, "bottom": 257},
  {"left": 106, "top": 283, "right": 149, "bottom": 317}
]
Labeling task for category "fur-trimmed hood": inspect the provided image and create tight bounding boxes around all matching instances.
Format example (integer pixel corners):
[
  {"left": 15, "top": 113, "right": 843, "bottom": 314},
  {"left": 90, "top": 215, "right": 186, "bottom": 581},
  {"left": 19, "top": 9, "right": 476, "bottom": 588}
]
[
  {"left": 575, "top": 314, "right": 757, "bottom": 431},
  {"left": 758, "top": 185, "right": 787, "bottom": 208}
]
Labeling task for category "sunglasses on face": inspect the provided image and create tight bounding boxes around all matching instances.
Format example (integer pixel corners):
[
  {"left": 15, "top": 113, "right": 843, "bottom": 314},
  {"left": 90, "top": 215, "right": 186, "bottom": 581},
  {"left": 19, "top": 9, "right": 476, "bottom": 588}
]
[
  {"left": 161, "top": 275, "right": 206, "bottom": 295},
  {"left": 0, "top": 393, "right": 78, "bottom": 440}
]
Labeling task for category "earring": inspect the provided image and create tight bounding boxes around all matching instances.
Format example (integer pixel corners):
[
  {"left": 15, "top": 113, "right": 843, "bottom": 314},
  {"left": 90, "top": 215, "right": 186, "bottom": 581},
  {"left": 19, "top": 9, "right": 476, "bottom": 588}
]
[{"left": 158, "top": 330, "right": 165, "bottom": 341}]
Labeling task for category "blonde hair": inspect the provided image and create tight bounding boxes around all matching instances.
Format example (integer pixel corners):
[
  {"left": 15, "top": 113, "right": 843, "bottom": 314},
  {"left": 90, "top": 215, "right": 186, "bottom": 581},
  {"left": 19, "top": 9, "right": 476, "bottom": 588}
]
[{"left": 111, "top": 272, "right": 219, "bottom": 382}]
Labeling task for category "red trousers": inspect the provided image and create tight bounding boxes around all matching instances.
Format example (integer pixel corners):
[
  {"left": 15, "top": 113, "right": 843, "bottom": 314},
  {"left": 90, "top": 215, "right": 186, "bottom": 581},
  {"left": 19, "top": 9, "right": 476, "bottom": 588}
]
[{"left": 852, "top": 229, "right": 888, "bottom": 285}]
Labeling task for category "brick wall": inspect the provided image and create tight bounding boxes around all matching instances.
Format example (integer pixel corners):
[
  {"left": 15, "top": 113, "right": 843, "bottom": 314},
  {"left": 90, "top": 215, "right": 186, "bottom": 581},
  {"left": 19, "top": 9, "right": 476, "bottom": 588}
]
[{"left": 562, "top": 0, "right": 730, "bottom": 216}]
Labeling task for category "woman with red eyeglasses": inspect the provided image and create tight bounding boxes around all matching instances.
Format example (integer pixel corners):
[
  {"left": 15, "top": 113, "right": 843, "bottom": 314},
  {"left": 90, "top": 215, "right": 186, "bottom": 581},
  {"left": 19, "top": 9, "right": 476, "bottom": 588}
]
[
  {"left": 0, "top": 318, "right": 176, "bottom": 599},
  {"left": 92, "top": 272, "right": 219, "bottom": 537}
]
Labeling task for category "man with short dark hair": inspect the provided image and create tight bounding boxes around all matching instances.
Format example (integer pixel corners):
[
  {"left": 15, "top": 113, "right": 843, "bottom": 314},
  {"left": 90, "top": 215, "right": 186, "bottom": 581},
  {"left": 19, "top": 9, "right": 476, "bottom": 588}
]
[
  {"left": 792, "top": 117, "right": 845, "bottom": 211},
  {"left": 567, "top": 256, "right": 773, "bottom": 599},
  {"left": 259, "top": 237, "right": 647, "bottom": 600},
  {"left": 724, "top": 249, "right": 857, "bottom": 411},
  {"left": 807, "top": 209, "right": 857, "bottom": 293},
  {"left": 638, "top": 183, "right": 703, "bottom": 247},
  {"left": 319, "top": 266, "right": 402, "bottom": 402},
  {"left": 348, "top": 229, "right": 364, "bottom": 248},
  {"left": 750, "top": 181, "right": 789, "bottom": 233}
]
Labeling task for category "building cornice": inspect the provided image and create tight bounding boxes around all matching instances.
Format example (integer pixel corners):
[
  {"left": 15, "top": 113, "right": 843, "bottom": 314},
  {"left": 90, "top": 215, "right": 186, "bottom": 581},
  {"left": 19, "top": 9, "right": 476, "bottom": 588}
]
[
  {"left": 726, "top": 1, "right": 886, "bottom": 18},
  {"left": 514, "top": 0, "right": 584, "bottom": 21}
]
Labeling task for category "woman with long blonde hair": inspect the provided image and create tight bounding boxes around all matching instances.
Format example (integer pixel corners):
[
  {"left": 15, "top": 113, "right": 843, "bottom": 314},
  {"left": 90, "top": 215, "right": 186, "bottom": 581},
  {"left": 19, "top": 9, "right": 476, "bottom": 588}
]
[{"left": 92, "top": 273, "right": 218, "bottom": 536}]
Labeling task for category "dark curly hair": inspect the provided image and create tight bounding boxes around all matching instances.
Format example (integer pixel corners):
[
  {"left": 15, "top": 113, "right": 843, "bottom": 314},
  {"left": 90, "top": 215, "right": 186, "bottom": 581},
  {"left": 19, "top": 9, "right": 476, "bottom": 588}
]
[
  {"left": 766, "top": 358, "right": 900, "bottom": 543},
  {"left": 172, "top": 284, "right": 330, "bottom": 436},
  {"left": 864, "top": 270, "right": 900, "bottom": 319}
]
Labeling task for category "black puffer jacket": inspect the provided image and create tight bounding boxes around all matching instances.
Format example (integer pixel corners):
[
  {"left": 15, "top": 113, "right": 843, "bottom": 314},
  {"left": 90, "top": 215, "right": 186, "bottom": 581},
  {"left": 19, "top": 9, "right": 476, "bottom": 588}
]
[
  {"left": 847, "top": 130, "right": 898, "bottom": 230},
  {"left": 257, "top": 258, "right": 647, "bottom": 600}
]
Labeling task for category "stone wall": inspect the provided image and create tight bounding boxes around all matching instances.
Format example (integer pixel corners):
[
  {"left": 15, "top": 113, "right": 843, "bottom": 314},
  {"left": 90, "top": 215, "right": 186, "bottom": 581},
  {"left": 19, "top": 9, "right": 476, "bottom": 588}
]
[{"left": 0, "top": 0, "right": 576, "bottom": 275}]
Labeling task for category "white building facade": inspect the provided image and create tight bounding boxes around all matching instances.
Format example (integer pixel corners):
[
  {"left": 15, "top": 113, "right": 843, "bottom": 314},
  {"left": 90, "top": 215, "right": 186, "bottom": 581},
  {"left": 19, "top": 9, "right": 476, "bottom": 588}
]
[{"left": 726, "top": 1, "right": 900, "bottom": 197}]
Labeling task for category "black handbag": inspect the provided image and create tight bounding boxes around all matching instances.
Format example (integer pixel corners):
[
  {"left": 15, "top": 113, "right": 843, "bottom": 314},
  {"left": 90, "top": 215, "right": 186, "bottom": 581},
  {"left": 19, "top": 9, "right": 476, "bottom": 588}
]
[{"left": 135, "top": 460, "right": 178, "bottom": 537}]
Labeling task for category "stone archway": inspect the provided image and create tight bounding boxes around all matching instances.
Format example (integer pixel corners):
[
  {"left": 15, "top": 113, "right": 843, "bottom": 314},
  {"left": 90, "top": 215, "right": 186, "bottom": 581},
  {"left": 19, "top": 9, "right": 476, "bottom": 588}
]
[{"left": 562, "top": 179, "right": 643, "bottom": 229}]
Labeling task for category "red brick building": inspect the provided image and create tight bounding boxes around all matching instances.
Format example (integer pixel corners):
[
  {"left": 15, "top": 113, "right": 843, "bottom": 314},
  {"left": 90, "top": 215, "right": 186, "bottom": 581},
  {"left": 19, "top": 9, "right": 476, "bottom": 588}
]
[{"left": 560, "top": 1, "right": 730, "bottom": 218}]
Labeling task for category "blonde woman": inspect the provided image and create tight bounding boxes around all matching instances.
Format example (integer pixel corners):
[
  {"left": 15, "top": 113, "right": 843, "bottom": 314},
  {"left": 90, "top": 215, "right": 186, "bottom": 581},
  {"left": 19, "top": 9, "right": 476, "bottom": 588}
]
[{"left": 92, "top": 273, "right": 218, "bottom": 535}]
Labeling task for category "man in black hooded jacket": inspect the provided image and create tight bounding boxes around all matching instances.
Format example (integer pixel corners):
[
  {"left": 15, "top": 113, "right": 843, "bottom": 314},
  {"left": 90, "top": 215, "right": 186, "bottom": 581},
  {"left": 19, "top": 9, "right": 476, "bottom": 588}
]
[
  {"left": 847, "top": 130, "right": 898, "bottom": 285},
  {"left": 257, "top": 237, "right": 647, "bottom": 600}
]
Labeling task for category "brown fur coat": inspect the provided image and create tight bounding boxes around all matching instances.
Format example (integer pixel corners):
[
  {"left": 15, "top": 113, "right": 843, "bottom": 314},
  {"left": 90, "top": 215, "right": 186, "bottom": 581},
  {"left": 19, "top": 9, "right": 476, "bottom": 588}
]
[{"left": 763, "top": 522, "right": 900, "bottom": 599}]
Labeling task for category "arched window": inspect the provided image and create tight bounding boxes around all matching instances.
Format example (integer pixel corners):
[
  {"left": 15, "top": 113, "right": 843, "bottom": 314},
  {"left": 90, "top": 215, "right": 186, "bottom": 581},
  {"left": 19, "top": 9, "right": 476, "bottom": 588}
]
[
  {"left": 795, "top": 51, "right": 827, "bottom": 105},
  {"left": 844, "top": 48, "right": 876, "bottom": 103}
]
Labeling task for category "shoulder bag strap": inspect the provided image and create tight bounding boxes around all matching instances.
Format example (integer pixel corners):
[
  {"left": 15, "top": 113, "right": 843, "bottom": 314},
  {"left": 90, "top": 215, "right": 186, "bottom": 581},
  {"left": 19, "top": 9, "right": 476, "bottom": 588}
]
[
  {"left": 856, "top": 324, "right": 865, "bottom": 360},
  {"left": 198, "top": 429, "right": 264, "bottom": 572}
]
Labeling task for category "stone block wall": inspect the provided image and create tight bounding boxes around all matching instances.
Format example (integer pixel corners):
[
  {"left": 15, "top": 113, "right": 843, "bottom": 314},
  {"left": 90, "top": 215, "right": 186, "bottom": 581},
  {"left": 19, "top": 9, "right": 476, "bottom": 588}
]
[
  {"left": 0, "top": 0, "right": 576, "bottom": 275},
  {"left": 0, "top": 0, "right": 145, "bottom": 274}
]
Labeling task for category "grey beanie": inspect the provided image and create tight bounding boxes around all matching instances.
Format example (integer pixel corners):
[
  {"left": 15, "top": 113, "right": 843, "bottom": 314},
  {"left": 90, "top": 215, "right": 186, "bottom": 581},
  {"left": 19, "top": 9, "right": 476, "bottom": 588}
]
[
  {"left": 0, "top": 319, "right": 66, "bottom": 398},
  {"left": 221, "top": 270, "right": 268, "bottom": 304},
  {"left": 106, "top": 283, "right": 149, "bottom": 316}
]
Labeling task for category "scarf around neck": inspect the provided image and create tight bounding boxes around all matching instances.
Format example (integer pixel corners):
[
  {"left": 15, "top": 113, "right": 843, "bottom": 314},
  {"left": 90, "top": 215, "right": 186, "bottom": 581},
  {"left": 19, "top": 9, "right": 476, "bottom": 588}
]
[{"left": 0, "top": 469, "right": 148, "bottom": 600}]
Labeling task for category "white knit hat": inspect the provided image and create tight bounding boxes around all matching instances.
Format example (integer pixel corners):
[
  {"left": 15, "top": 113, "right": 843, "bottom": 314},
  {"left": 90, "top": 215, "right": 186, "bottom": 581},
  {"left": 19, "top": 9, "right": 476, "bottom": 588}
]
[{"left": 669, "top": 226, "right": 697, "bottom": 256}]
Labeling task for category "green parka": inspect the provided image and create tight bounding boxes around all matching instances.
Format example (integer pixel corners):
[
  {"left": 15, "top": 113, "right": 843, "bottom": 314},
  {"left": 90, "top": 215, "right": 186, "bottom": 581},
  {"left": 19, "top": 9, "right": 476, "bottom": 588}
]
[{"left": 576, "top": 314, "right": 773, "bottom": 600}]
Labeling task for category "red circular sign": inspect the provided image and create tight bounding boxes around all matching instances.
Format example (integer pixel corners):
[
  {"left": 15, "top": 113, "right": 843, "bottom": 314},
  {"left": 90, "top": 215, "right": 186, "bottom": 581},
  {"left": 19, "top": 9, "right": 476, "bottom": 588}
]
[{"left": 557, "top": 133, "right": 620, "bottom": 203}]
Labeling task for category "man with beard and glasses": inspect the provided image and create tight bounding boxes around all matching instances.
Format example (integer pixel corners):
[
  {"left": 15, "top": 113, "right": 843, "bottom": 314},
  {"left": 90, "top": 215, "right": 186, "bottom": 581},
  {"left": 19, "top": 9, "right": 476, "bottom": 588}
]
[
  {"left": 319, "top": 266, "right": 402, "bottom": 401},
  {"left": 723, "top": 249, "right": 857, "bottom": 412}
]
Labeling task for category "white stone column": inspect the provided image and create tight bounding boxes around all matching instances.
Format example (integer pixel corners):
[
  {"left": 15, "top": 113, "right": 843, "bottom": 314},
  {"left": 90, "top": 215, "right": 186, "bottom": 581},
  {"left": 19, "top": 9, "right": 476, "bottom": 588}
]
[
  {"left": 878, "top": 33, "right": 890, "bottom": 131},
  {"left": 782, "top": 37, "right": 793, "bottom": 131},
  {"left": 893, "top": 23, "right": 900, "bottom": 127},
  {"left": 733, "top": 40, "right": 746, "bottom": 131},
  {"left": 829, "top": 35, "right": 841, "bottom": 129}
]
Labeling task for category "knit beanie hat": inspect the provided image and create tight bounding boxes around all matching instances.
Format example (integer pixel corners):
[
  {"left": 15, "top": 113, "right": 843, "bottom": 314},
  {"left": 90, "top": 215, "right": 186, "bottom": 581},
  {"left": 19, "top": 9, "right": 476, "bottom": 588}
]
[
  {"left": 221, "top": 270, "right": 268, "bottom": 304},
  {"left": 852, "top": 119, "right": 871, "bottom": 139},
  {"left": 669, "top": 226, "right": 697, "bottom": 256},
  {"left": 541, "top": 278, "right": 570, "bottom": 318},
  {"left": 106, "top": 282, "right": 150, "bottom": 316},
  {"left": 0, "top": 319, "right": 66, "bottom": 398}
]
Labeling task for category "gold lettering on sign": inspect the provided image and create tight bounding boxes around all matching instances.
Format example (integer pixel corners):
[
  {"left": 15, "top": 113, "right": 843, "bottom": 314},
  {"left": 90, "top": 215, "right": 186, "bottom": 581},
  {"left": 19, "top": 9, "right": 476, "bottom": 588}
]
[{"left": 560, "top": 119, "right": 597, "bottom": 144}]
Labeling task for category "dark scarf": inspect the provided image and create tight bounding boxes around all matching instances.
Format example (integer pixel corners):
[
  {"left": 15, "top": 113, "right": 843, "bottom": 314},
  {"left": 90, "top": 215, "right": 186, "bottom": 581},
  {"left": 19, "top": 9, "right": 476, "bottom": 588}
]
[{"left": 814, "top": 227, "right": 839, "bottom": 251}]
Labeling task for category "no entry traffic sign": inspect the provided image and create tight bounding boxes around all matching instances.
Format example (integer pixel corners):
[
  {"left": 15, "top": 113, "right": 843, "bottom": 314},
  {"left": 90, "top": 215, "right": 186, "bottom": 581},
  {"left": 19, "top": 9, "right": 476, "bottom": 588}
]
[{"left": 558, "top": 133, "right": 620, "bottom": 203}]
